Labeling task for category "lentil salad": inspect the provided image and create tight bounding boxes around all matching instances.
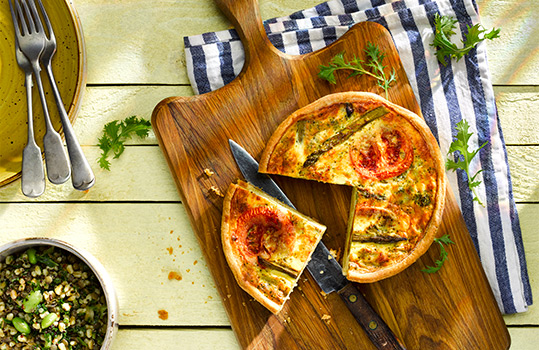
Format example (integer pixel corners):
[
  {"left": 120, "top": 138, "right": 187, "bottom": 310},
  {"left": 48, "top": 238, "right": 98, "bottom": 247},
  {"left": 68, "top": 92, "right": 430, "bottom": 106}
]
[{"left": 0, "top": 246, "right": 108, "bottom": 350}]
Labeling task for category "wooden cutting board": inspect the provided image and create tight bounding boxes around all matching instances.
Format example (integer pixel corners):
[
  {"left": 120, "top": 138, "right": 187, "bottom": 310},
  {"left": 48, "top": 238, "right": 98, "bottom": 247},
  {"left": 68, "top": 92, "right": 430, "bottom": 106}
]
[{"left": 152, "top": 0, "right": 509, "bottom": 348}]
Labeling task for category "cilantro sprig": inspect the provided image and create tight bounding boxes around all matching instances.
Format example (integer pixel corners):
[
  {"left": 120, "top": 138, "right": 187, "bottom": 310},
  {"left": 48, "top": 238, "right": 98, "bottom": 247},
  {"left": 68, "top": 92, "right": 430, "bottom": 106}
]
[
  {"left": 318, "top": 42, "right": 397, "bottom": 98},
  {"left": 98, "top": 116, "right": 152, "bottom": 170},
  {"left": 431, "top": 14, "right": 500, "bottom": 66},
  {"left": 446, "top": 120, "right": 488, "bottom": 206},
  {"left": 422, "top": 234, "right": 455, "bottom": 274}
]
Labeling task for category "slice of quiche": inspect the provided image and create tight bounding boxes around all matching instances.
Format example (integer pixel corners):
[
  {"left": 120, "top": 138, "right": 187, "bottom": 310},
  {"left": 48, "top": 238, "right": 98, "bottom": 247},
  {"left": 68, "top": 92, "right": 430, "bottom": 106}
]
[{"left": 221, "top": 180, "right": 326, "bottom": 314}]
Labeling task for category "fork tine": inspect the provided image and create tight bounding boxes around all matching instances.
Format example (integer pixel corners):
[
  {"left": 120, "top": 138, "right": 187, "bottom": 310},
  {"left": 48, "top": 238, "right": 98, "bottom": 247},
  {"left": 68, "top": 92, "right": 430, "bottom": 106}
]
[
  {"left": 36, "top": 0, "right": 53, "bottom": 40},
  {"left": 27, "top": 0, "right": 45, "bottom": 34},
  {"left": 12, "top": 0, "right": 29, "bottom": 37},
  {"left": 7, "top": 0, "right": 21, "bottom": 39},
  {"left": 20, "top": 0, "right": 37, "bottom": 34}
]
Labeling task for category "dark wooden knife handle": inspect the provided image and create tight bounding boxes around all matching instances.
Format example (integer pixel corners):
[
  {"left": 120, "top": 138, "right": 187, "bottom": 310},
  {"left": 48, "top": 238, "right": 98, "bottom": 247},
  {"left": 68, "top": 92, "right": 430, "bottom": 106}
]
[{"left": 338, "top": 283, "right": 407, "bottom": 350}]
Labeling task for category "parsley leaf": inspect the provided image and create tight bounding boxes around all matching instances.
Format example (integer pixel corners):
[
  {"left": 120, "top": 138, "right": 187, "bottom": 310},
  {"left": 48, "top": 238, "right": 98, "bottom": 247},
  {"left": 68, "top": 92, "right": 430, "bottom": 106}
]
[
  {"left": 422, "top": 234, "right": 455, "bottom": 274},
  {"left": 318, "top": 42, "right": 396, "bottom": 98},
  {"left": 431, "top": 14, "right": 500, "bottom": 66},
  {"left": 446, "top": 120, "right": 488, "bottom": 206},
  {"left": 98, "top": 116, "right": 152, "bottom": 170}
]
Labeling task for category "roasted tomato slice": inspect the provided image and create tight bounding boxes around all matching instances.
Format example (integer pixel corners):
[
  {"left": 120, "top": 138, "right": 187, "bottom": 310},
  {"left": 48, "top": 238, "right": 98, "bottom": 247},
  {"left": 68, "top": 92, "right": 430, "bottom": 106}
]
[
  {"left": 350, "top": 128, "right": 413, "bottom": 180},
  {"left": 235, "top": 207, "right": 296, "bottom": 260}
]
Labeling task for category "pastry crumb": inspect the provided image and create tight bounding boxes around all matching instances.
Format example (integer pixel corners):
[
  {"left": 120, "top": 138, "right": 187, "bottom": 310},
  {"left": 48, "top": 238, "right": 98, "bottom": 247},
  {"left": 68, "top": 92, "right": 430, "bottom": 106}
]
[
  {"left": 329, "top": 248, "right": 341, "bottom": 261},
  {"left": 168, "top": 271, "right": 182, "bottom": 281},
  {"left": 321, "top": 314, "right": 331, "bottom": 324},
  {"left": 158, "top": 309, "right": 169, "bottom": 320},
  {"left": 204, "top": 168, "right": 215, "bottom": 177},
  {"left": 209, "top": 185, "right": 224, "bottom": 197}
]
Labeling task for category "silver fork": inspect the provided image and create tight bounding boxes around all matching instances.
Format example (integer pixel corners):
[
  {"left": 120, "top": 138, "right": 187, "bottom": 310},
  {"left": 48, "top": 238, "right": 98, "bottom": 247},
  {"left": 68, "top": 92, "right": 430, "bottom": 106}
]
[
  {"left": 35, "top": 0, "right": 95, "bottom": 191},
  {"left": 9, "top": 0, "right": 45, "bottom": 197},
  {"left": 10, "top": 0, "right": 70, "bottom": 185}
]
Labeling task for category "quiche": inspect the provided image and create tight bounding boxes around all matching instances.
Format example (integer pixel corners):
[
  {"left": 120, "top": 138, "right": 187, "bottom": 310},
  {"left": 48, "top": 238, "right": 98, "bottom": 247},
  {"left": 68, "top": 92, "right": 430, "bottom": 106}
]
[
  {"left": 259, "top": 92, "right": 446, "bottom": 282},
  {"left": 221, "top": 180, "right": 326, "bottom": 314}
]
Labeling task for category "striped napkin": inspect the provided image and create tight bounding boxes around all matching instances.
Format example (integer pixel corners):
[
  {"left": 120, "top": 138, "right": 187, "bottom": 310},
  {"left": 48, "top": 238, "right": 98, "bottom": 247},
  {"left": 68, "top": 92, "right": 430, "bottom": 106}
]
[{"left": 184, "top": 0, "right": 532, "bottom": 314}]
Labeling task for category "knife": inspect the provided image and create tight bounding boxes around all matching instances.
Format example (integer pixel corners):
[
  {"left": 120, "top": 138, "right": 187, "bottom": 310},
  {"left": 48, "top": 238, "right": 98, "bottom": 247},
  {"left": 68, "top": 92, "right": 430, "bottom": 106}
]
[{"left": 229, "top": 139, "right": 406, "bottom": 350}]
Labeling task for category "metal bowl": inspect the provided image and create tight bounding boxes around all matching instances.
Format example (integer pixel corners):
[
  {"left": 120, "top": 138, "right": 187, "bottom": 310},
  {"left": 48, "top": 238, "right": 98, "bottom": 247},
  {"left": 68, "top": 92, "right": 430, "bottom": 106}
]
[{"left": 0, "top": 237, "right": 118, "bottom": 349}]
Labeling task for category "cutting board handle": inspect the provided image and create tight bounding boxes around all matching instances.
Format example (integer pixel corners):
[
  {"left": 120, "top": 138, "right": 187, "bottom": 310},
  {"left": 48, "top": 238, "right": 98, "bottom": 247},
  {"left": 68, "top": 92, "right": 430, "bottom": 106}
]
[{"left": 213, "top": 0, "right": 277, "bottom": 65}]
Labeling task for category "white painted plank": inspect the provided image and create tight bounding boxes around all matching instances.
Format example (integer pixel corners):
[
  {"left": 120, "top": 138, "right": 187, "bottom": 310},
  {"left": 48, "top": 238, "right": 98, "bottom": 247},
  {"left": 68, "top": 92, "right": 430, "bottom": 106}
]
[
  {"left": 1, "top": 144, "right": 536, "bottom": 203},
  {"left": 112, "top": 328, "right": 238, "bottom": 350},
  {"left": 74, "top": 0, "right": 537, "bottom": 85},
  {"left": 107, "top": 326, "right": 535, "bottom": 350},
  {"left": 74, "top": 85, "right": 539, "bottom": 148},
  {"left": 22, "top": 84, "right": 531, "bottom": 153},
  {"left": 506, "top": 147, "right": 539, "bottom": 203},
  {"left": 76, "top": 0, "right": 321, "bottom": 85},
  {"left": 495, "top": 87, "right": 539, "bottom": 145},
  {"left": 67, "top": 85, "right": 539, "bottom": 150},
  {"left": 477, "top": 0, "right": 539, "bottom": 85},
  {"left": 2, "top": 201, "right": 538, "bottom": 326},
  {"left": 503, "top": 203, "right": 539, "bottom": 326},
  {"left": 75, "top": 85, "right": 192, "bottom": 146},
  {"left": 507, "top": 327, "right": 539, "bottom": 350},
  {"left": 0, "top": 146, "right": 179, "bottom": 202},
  {"left": 0, "top": 203, "right": 229, "bottom": 326}
]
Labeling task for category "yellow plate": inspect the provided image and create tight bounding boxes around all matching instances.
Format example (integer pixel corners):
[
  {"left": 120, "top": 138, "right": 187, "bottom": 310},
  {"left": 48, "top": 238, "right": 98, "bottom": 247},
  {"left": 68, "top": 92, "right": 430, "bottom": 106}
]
[{"left": 0, "top": 0, "right": 86, "bottom": 188}]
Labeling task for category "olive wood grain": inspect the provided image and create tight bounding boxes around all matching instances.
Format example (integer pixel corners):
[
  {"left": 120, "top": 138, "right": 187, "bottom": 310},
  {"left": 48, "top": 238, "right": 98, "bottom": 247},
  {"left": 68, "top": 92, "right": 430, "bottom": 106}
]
[{"left": 151, "top": 0, "right": 510, "bottom": 348}]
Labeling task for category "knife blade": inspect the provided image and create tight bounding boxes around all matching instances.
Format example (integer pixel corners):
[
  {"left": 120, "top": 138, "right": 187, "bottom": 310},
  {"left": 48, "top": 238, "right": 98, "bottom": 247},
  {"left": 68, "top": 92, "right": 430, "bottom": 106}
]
[{"left": 229, "top": 139, "right": 406, "bottom": 350}]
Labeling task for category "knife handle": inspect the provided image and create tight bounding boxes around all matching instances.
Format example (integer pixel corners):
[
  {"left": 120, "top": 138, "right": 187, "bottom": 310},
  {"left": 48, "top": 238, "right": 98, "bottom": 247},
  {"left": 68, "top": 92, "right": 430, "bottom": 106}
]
[{"left": 338, "top": 283, "right": 407, "bottom": 350}]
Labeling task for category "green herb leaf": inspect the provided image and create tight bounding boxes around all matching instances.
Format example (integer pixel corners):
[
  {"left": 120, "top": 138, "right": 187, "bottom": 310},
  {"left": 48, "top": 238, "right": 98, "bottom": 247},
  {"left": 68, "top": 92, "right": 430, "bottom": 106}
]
[
  {"left": 446, "top": 120, "right": 488, "bottom": 206},
  {"left": 318, "top": 43, "right": 397, "bottom": 98},
  {"left": 422, "top": 234, "right": 455, "bottom": 273},
  {"left": 36, "top": 255, "right": 58, "bottom": 268},
  {"left": 431, "top": 14, "right": 500, "bottom": 66},
  {"left": 98, "top": 116, "right": 152, "bottom": 170},
  {"left": 364, "top": 42, "right": 397, "bottom": 97}
]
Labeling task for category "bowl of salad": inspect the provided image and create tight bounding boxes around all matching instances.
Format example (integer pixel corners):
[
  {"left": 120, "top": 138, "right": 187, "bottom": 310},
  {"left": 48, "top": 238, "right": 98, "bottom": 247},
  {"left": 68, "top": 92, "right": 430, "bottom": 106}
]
[{"left": 0, "top": 238, "right": 118, "bottom": 350}]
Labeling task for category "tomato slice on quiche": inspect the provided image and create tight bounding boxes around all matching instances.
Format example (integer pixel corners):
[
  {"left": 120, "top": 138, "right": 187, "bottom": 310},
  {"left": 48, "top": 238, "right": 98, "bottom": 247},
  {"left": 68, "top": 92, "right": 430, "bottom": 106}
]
[
  {"left": 259, "top": 92, "right": 446, "bottom": 282},
  {"left": 221, "top": 180, "right": 326, "bottom": 314}
]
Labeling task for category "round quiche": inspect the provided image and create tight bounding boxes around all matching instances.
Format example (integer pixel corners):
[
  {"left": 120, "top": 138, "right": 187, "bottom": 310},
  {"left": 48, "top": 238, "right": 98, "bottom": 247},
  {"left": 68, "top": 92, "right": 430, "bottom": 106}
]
[{"left": 259, "top": 92, "right": 446, "bottom": 283}]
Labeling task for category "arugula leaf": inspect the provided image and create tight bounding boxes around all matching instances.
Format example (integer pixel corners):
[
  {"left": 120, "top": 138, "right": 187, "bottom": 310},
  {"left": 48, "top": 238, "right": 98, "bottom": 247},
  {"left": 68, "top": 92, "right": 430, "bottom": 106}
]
[
  {"left": 422, "top": 234, "right": 455, "bottom": 274},
  {"left": 98, "top": 116, "right": 152, "bottom": 170},
  {"left": 364, "top": 42, "right": 397, "bottom": 97},
  {"left": 318, "top": 43, "right": 397, "bottom": 98},
  {"left": 446, "top": 120, "right": 488, "bottom": 206},
  {"left": 431, "top": 14, "right": 500, "bottom": 66}
]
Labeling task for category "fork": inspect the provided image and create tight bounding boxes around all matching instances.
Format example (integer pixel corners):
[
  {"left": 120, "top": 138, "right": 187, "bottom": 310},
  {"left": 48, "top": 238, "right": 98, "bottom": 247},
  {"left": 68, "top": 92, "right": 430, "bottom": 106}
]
[
  {"left": 10, "top": 0, "right": 71, "bottom": 185},
  {"left": 9, "top": 0, "right": 45, "bottom": 197},
  {"left": 34, "top": 0, "right": 95, "bottom": 191}
]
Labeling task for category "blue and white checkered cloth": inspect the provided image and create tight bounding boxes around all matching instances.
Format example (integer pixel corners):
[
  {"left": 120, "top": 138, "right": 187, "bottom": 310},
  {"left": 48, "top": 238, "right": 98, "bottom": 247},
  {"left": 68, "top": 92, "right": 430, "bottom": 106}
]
[{"left": 184, "top": 0, "right": 532, "bottom": 314}]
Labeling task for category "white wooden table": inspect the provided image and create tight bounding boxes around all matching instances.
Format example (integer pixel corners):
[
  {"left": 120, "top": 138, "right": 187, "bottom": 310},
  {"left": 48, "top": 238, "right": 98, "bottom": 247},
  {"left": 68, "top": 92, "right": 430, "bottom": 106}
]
[{"left": 1, "top": 0, "right": 537, "bottom": 348}]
